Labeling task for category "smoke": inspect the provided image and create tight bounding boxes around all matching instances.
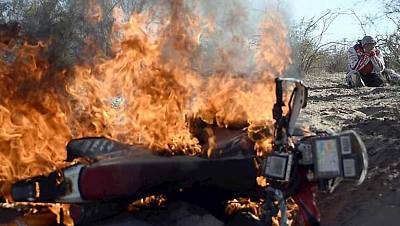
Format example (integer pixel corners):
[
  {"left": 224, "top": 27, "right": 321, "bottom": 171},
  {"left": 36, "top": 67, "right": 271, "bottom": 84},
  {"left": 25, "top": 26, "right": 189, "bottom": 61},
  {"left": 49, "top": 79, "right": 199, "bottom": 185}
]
[
  {"left": 1, "top": 0, "right": 294, "bottom": 76},
  {"left": 113, "top": 0, "right": 293, "bottom": 77},
  {"left": 195, "top": 0, "right": 253, "bottom": 74}
]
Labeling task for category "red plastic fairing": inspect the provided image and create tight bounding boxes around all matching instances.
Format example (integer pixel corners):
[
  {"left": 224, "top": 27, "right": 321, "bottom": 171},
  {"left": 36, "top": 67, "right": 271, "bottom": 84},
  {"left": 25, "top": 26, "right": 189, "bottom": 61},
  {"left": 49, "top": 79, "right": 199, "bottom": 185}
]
[
  {"left": 293, "top": 170, "right": 320, "bottom": 226},
  {"left": 79, "top": 163, "right": 143, "bottom": 200}
]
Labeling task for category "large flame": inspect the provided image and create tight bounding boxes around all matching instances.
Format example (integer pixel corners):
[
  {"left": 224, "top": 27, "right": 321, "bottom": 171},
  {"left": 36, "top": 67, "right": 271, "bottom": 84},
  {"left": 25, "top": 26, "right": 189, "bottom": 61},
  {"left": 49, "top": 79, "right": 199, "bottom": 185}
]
[
  {"left": 0, "top": 41, "right": 72, "bottom": 195},
  {"left": 0, "top": 1, "right": 291, "bottom": 197}
]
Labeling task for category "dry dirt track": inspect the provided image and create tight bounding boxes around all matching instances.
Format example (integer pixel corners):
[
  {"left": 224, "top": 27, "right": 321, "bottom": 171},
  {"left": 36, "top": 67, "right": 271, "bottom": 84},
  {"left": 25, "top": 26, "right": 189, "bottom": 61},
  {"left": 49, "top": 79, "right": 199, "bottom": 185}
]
[{"left": 301, "top": 72, "right": 400, "bottom": 226}]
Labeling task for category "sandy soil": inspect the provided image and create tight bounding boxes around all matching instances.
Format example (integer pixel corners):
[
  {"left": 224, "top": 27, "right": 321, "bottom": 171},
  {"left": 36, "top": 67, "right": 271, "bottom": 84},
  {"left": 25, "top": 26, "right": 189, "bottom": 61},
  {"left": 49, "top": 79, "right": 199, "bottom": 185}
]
[{"left": 301, "top": 72, "right": 400, "bottom": 226}]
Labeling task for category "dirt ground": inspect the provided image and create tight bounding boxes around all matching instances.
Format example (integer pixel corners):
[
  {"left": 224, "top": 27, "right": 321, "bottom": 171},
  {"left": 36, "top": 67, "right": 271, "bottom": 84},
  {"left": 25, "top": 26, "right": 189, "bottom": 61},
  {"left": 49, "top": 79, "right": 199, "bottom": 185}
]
[{"left": 302, "top": 72, "right": 400, "bottom": 226}]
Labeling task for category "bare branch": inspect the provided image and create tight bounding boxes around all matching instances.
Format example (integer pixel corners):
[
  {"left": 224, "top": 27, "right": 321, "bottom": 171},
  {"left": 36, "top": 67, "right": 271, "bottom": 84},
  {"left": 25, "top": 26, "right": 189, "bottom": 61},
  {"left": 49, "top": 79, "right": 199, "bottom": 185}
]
[
  {"left": 348, "top": 9, "right": 367, "bottom": 35},
  {"left": 290, "top": 10, "right": 342, "bottom": 73}
]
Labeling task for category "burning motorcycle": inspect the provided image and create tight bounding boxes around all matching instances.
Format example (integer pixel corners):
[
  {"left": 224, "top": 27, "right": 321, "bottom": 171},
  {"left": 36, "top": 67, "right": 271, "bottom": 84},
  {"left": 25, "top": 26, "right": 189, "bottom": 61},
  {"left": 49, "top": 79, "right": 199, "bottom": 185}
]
[{"left": 7, "top": 78, "right": 368, "bottom": 226}]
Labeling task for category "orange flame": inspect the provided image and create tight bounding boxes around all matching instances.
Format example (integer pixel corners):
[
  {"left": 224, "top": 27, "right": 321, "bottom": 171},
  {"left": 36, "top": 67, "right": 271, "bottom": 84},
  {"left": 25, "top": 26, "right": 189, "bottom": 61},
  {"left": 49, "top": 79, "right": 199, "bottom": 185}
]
[
  {"left": 0, "top": 1, "right": 291, "bottom": 198},
  {"left": 0, "top": 41, "right": 71, "bottom": 195}
]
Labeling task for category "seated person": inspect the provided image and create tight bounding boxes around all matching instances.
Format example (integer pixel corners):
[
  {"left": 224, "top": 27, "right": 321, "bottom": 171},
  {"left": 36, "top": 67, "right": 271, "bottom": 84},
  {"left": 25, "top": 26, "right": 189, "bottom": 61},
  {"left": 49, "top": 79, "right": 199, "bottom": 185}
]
[{"left": 346, "top": 35, "right": 385, "bottom": 87}]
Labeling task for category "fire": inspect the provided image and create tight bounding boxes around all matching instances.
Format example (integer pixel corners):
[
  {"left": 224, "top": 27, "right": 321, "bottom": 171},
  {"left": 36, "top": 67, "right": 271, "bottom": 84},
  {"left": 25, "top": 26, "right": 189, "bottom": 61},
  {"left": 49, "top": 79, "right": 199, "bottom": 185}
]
[
  {"left": 0, "top": 202, "right": 74, "bottom": 225},
  {"left": 0, "top": 41, "right": 72, "bottom": 195},
  {"left": 0, "top": 0, "right": 291, "bottom": 204},
  {"left": 67, "top": 3, "right": 290, "bottom": 154},
  {"left": 127, "top": 195, "right": 167, "bottom": 212},
  {"left": 256, "top": 12, "right": 292, "bottom": 77},
  {"left": 226, "top": 197, "right": 299, "bottom": 226}
]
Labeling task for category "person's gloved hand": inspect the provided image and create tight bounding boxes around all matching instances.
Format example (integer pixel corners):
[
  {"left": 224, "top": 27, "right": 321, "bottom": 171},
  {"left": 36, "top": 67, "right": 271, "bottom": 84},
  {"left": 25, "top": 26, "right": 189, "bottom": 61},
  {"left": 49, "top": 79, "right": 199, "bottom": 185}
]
[{"left": 368, "top": 48, "right": 379, "bottom": 57}]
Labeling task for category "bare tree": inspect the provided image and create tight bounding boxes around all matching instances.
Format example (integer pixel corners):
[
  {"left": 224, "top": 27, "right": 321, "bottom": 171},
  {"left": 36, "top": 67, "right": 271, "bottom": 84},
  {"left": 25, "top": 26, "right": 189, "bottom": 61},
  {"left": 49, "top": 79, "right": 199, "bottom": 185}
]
[
  {"left": 289, "top": 10, "right": 345, "bottom": 74},
  {"left": 344, "top": 9, "right": 367, "bottom": 35},
  {"left": 376, "top": 0, "right": 400, "bottom": 70}
]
